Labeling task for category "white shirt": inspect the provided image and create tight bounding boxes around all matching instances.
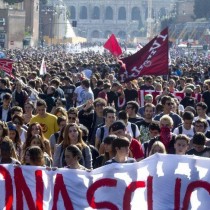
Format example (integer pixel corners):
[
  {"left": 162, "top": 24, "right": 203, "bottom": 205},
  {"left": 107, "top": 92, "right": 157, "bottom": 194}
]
[
  {"left": 2, "top": 108, "right": 8, "bottom": 122},
  {"left": 126, "top": 122, "right": 140, "bottom": 138},
  {"left": 173, "top": 125, "right": 194, "bottom": 139}
]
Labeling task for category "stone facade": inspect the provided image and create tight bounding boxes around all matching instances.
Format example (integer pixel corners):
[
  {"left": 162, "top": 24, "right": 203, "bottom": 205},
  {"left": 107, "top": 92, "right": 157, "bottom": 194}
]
[{"left": 63, "top": 0, "right": 177, "bottom": 41}]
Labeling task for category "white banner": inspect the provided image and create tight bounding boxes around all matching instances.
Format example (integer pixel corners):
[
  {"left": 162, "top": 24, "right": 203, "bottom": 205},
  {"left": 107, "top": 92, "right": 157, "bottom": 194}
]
[{"left": 1, "top": 154, "right": 210, "bottom": 210}]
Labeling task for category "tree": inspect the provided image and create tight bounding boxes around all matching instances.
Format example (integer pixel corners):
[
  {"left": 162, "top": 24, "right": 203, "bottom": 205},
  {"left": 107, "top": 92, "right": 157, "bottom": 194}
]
[{"left": 194, "top": 0, "right": 210, "bottom": 19}]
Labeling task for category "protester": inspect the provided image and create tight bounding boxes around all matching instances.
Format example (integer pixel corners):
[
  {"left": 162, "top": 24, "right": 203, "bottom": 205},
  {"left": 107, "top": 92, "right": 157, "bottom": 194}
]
[
  {"left": 174, "top": 134, "right": 190, "bottom": 155},
  {"left": 149, "top": 141, "right": 167, "bottom": 156}
]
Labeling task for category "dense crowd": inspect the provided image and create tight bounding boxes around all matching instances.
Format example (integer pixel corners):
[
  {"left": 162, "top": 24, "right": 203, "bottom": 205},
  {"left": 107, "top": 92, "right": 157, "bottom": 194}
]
[{"left": 0, "top": 45, "right": 209, "bottom": 170}]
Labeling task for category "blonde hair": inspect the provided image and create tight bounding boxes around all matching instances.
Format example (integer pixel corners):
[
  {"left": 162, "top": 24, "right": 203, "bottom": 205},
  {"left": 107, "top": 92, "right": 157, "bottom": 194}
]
[
  {"left": 160, "top": 115, "right": 173, "bottom": 127},
  {"left": 149, "top": 141, "right": 167, "bottom": 156}
]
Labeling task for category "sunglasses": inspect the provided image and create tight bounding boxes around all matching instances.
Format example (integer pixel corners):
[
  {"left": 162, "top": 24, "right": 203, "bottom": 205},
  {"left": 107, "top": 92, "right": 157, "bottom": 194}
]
[
  {"left": 68, "top": 117, "right": 76, "bottom": 121},
  {"left": 166, "top": 102, "right": 174, "bottom": 106}
]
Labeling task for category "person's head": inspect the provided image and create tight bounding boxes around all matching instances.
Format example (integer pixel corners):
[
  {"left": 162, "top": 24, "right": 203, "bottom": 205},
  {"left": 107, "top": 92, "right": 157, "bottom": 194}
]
[
  {"left": 159, "top": 115, "right": 173, "bottom": 130},
  {"left": 196, "top": 102, "right": 207, "bottom": 117},
  {"left": 168, "top": 79, "right": 175, "bottom": 88},
  {"left": 22, "top": 147, "right": 30, "bottom": 165},
  {"left": 53, "top": 107, "right": 67, "bottom": 118},
  {"left": 149, "top": 121, "right": 160, "bottom": 138},
  {"left": 36, "top": 99, "right": 47, "bottom": 117},
  {"left": 2, "top": 93, "right": 12, "bottom": 108},
  {"left": 144, "top": 76, "right": 153, "bottom": 86},
  {"left": 126, "top": 101, "right": 139, "bottom": 115},
  {"left": 149, "top": 141, "right": 166, "bottom": 156},
  {"left": 155, "top": 83, "right": 162, "bottom": 91},
  {"left": 0, "top": 121, "right": 8, "bottom": 138},
  {"left": 46, "top": 85, "right": 56, "bottom": 96},
  {"left": 28, "top": 146, "right": 45, "bottom": 166},
  {"left": 81, "top": 79, "right": 90, "bottom": 89},
  {"left": 192, "top": 132, "right": 206, "bottom": 152},
  {"left": 24, "top": 101, "right": 34, "bottom": 114},
  {"left": 29, "top": 134, "right": 45, "bottom": 151},
  {"left": 50, "top": 78, "right": 60, "bottom": 88},
  {"left": 103, "top": 83, "right": 111, "bottom": 92},
  {"left": 112, "top": 136, "right": 130, "bottom": 157},
  {"left": 0, "top": 139, "right": 15, "bottom": 159},
  {"left": 118, "top": 110, "right": 128, "bottom": 124},
  {"left": 144, "top": 94, "right": 153, "bottom": 104},
  {"left": 67, "top": 107, "right": 78, "bottom": 123},
  {"left": 109, "top": 120, "right": 126, "bottom": 136},
  {"left": 11, "top": 106, "right": 23, "bottom": 117},
  {"left": 161, "top": 96, "right": 174, "bottom": 113},
  {"left": 103, "top": 106, "right": 116, "bottom": 126},
  {"left": 184, "top": 106, "right": 196, "bottom": 115},
  {"left": 103, "top": 135, "right": 117, "bottom": 153},
  {"left": 93, "top": 98, "right": 106, "bottom": 114},
  {"left": 12, "top": 114, "right": 24, "bottom": 127},
  {"left": 57, "top": 115, "right": 67, "bottom": 131},
  {"left": 144, "top": 103, "right": 155, "bottom": 119},
  {"left": 194, "top": 118, "right": 208, "bottom": 133},
  {"left": 8, "top": 124, "right": 19, "bottom": 143},
  {"left": 182, "top": 111, "right": 194, "bottom": 130},
  {"left": 63, "top": 123, "right": 84, "bottom": 149},
  {"left": 79, "top": 124, "right": 89, "bottom": 143},
  {"left": 65, "top": 145, "right": 83, "bottom": 166},
  {"left": 55, "top": 98, "right": 66, "bottom": 108},
  {"left": 155, "top": 104, "right": 163, "bottom": 115},
  {"left": 174, "top": 134, "right": 190, "bottom": 155},
  {"left": 185, "top": 88, "right": 193, "bottom": 97}
]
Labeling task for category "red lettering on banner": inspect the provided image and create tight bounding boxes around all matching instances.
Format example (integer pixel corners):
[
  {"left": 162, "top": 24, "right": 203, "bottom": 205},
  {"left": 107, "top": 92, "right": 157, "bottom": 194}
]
[
  {"left": 52, "top": 174, "right": 74, "bottom": 210},
  {"left": 87, "top": 178, "right": 118, "bottom": 209},
  {"left": 174, "top": 178, "right": 181, "bottom": 210},
  {"left": 182, "top": 180, "right": 210, "bottom": 210},
  {"left": 14, "top": 168, "right": 44, "bottom": 210},
  {"left": 147, "top": 176, "right": 153, "bottom": 210},
  {"left": 0, "top": 165, "right": 13, "bottom": 210},
  {"left": 123, "top": 181, "right": 146, "bottom": 210}
]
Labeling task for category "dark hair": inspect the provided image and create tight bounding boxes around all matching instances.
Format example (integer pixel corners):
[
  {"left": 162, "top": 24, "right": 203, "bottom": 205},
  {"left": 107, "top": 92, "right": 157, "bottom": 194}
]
[
  {"left": 112, "top": 136, "right": 130, "bottom": 153},
  {"left": 81, "top": 79, "right": 90, "bottom": 88},
  {"left": 12, "top": 114, "right": 24, "bottom": 126},
  {"left": 161, "top": 96, "right": 173, "bottom": 105},
  {"left": 103, "top": 106, "right": 116, "bottom": 117},
  {"left": 192, "top": 132, "right": 206, "bottom": 145},
  {"left": 28, "top": 146, "right": 44, "bottom": 166},
  {"left": 149, "top": 121, "right": 160, "bottom": 132},
  {"left": 0, "top": 121, "right": 8, "bottom": 137},
  {"left": 196, "top": 102, "right": 208, "bottom": 110},
  {"left": 182, "top": 111, "right": 194, "bottom": 121},
  {"left": 65, "top": 145, "right": 83, "bottom": 161},
  {"left": 36, "top": 99, "right": 47, "bottom": 107},
  {"left": 118, "top": 110, "right": 128, "bottom": 121},
  {"left": 104, "top": 135, "right": 117, "bottom": 145},
  {"left": 127, "top": 101, "right": 139, "bottom": 114},
  {"left": 3, "top": 93, "right": 12, "bottom": 100},
  {"left": 57, "top": 115, "right": 67, "bottom": 125},
  {"left": 11, "top": 106, "right": 23, "bottom": 115},
  {"left": 194, "top": 118, "right": 208, "bottom": 129}
]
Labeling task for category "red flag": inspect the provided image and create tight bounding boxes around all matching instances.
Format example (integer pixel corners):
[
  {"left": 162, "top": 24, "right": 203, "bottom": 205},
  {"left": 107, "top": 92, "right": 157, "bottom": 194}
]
[
  {"left": 119, "top": 28, "right": 169, "bottom": 82},
  {"left": 103, "top": 34, "right": 122, "bottom": 57},
  {"left": 0, "top": 59, "right": 13, "bottom": 76}
]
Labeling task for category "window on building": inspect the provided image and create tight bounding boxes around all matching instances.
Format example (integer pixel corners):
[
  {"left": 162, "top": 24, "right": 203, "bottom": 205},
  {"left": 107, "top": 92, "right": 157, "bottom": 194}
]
[
  {"left": 132, "top": 7, "right": 140, "bottom": 20},
  {"left": 70, "top": 6, "right": 76, "bottom": 19},
  {"left": 118, "top": 31, "right": 126, "bottom": 40},
  {"left": 105, "top": 6, "right": 113, "bottom": 20},
  {"left": 80, "top": 6, "right": 88, "bottom": 19},
  {"left": 91, "top": 30, "right": 100, "bottom": 38},
  {"left": 104, "top": 30, "right": 112, "bottom": 38},
  {"left": 92, "top": 6, "right": 100, "bottom": 19},
  {"left": 118, "top": 7, "right": 126, "bottom": 20}
]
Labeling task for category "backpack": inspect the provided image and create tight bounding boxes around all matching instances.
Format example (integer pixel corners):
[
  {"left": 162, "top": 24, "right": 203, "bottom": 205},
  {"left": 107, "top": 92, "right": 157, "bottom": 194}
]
[
  {"left": 131, "top": 123, "right": 136, "bottom": 138},
  {"left": 100, "top": 126, "right": 105, "bottom": 142},
  {"left": 178, "top": 126, "right": 183, "bottom": 134}
]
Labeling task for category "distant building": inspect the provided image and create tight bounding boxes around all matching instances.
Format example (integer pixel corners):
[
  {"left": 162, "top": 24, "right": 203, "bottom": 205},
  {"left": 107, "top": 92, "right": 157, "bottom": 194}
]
[{"left": 62, "top": 0, "right": 178, "bottom": 42}]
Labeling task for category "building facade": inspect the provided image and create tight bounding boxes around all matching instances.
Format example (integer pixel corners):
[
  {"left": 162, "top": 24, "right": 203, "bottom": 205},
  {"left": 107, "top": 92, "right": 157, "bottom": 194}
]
[{"left": 63, "top": 0, "right": 178, "bottom": 42}]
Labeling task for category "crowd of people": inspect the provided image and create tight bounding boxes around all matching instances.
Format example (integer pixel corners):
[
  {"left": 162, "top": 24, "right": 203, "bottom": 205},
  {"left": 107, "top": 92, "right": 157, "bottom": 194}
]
[{"left": 0, "top": 44, "right": 209, "bottom": 170}]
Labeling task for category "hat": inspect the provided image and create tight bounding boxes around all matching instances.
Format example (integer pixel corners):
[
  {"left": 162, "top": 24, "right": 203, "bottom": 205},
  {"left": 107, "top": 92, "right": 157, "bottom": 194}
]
[
  {"left": 145, "top": 94, "right": 153, "bottom": 100},
  {"left": 109, "top": 121, "right": 126, "bottom": 132}
]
